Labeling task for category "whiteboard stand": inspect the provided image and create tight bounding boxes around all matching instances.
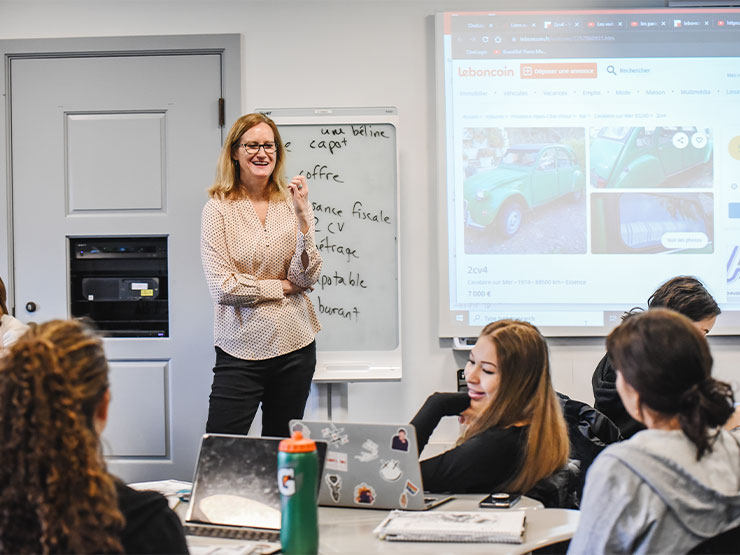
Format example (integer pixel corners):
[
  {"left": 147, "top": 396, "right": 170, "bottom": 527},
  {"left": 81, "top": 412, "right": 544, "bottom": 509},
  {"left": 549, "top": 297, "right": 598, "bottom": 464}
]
[
  {"left": 260, "top": 106, "right": 403, "bottom": 385},
  {"left": 315, "top": 382, "right": 349, "bottom": 421},
  {"left": 259, "top": 106, "right": 403, "bottom": 420}
]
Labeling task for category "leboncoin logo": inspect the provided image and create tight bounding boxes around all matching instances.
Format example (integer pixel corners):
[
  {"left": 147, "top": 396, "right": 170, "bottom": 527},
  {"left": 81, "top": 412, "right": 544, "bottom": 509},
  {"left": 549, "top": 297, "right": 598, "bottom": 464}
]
[
  {"left": 278, "top": 468, "right": 296, "bottom": 496},
  {"left": 458, "top": 66, "right": 515, "bottom": 77}
]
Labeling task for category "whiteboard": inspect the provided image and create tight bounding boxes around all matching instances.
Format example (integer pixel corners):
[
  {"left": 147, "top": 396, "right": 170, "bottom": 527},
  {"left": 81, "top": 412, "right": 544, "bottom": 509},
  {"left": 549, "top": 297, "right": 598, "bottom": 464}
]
[{"left": 258, "top": 107, "right": 401, "bottom": 381}]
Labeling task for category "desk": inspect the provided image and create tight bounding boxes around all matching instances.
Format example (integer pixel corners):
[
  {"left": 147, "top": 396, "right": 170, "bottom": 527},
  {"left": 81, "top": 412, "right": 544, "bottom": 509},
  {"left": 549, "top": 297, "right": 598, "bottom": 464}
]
[{"left": 184, "top": 495, "right": 579, "bottom": 554}]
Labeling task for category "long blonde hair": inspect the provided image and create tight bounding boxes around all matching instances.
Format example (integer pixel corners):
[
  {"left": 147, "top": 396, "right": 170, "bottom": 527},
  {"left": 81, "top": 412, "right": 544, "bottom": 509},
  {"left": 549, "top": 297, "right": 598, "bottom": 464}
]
[
  {"left": 0, "top": 319, "right": 124, "bottom": 553},
  {"left": 208, "top": 113, "right": 289, "bottom": 200},
  {"left": 462, "top": 320, "right": 569, "bottom": 493}
]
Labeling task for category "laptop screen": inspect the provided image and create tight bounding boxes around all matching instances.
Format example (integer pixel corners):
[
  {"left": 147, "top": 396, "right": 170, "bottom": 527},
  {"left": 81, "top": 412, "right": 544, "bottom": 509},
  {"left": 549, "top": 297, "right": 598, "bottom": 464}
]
[{"left": 186, "top": 434, "right": 327, "bottom": 530}]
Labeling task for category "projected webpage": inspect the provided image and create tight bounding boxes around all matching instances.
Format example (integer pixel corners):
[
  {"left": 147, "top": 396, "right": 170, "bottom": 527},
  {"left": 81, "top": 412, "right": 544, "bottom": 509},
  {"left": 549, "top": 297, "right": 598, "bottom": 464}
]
[{"left": 439, "top": 9, "right": 740, "bottom": 336}]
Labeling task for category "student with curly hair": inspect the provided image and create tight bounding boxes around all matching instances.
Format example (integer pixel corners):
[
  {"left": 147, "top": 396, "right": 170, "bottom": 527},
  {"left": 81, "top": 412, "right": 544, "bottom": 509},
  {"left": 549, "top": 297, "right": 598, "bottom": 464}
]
[
  {"left": 411, "top": 319, "right": 569, "bottom": 494},
  {"left": 570, "top": 309, "right": 740, "bottom": 554},
  {"left": 0, "top": 319, "right": 188, "bottom": 554}
]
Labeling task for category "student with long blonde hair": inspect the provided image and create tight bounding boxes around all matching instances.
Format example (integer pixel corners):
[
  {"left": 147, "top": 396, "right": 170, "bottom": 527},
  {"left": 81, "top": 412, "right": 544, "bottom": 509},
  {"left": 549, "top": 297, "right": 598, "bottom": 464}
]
[
  {"left": 0, "top": 319, "right": 187, "bottom": 554},
  {"left": 411, "top": 319, "right": 569, "bottom": 494}
]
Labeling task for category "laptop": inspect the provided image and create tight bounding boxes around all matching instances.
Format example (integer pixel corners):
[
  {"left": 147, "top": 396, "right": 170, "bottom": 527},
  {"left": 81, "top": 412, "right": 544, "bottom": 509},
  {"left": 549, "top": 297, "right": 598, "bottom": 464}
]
[
  {"left": 289, "top": 420, "right": 453, "bottom": 511},
  {"left": 184, "top": 434, "right": 327, "bottom": 544}
]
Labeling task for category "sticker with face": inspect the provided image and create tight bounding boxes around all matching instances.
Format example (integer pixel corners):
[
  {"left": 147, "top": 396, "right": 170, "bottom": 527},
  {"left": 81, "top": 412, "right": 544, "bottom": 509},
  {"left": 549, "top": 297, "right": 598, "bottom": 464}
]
[
  {"left": 391, "top": 428, "right": 409, "bottom": 452},
  {"left": 399, "top": 491, "right": 408, "bottom": 509},
  {"left": 379, "top": 459, "right": 402, "bottom": 482},
  {"left": 353, "top": 482, "right": 376, "bottom": 505},
  {"left": 321, "top": 424, "right": 349, "bottom": 446},
  {"left": 354, "top": 439, "right": 379, "bottom": 462},
  {"left": 325, "top": 474, "right": 342, "bottom": 503}
]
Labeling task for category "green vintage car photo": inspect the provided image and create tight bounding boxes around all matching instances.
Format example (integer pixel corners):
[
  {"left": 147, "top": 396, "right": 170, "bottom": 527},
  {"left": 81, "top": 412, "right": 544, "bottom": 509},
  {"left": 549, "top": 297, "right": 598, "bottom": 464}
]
[
  {"left": 590, "top": 127, "right": 713, "bottom": 189},
  {"left": 464, "top": 143, "right": 586, "bottom": 237}
]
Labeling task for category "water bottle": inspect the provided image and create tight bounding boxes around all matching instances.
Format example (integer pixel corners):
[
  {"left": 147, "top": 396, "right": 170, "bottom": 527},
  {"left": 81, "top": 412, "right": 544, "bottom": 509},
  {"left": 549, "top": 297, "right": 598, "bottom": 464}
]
[{"left": 277, "top": 431, "right": 319, "bottom": 554}]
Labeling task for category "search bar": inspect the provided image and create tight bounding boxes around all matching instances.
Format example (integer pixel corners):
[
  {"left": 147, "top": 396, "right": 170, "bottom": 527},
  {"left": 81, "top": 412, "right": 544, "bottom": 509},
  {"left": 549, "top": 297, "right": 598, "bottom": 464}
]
[{"left": 520, "top": 62, "right": 598, "bottom": 79}]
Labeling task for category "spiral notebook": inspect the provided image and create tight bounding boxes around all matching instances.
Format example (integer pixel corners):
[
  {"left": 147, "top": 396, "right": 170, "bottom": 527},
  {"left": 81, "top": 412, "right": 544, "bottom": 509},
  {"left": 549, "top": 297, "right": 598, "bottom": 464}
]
[{"left": 374, "top": 510, "right": 527, "bottom": 543}]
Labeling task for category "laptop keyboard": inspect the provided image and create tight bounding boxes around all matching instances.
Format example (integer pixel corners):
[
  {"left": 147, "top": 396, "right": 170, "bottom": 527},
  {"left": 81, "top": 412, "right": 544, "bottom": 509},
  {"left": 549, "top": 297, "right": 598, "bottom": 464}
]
[{"left": 184, "top": 522, "right": 279, "bottom": 541}]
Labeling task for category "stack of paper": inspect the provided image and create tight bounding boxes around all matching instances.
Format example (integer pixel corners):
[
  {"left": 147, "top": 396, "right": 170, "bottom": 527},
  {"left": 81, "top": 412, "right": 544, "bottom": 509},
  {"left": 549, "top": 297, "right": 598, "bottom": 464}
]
[{"left": 374, "top": 510, "right": 526, "bottom": 543}]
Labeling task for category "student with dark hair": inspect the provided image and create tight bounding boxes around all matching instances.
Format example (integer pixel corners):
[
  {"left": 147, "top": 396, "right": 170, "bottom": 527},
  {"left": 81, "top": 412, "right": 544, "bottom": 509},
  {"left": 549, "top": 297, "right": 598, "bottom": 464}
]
[
  {"left": 0, "top": 319, "right": 188, "bottom": 554},
  {"left": 0, "top": 276, "right": 29, "bottom": 350},
  {"left": 592, "top": 276, "right": 721, "bottom": 438},
  {"left": 411, "top": 320, "right": 569, "bottom": 494},
  {"left": 570, "top": 309, "right": 740, "bottom": 554}
]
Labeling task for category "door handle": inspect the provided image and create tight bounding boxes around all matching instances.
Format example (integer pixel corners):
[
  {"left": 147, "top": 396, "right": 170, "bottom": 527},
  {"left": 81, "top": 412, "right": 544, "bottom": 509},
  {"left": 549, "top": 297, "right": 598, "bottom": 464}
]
[{"left": 25, "top": 301, "right": 37, "bottom": 313}]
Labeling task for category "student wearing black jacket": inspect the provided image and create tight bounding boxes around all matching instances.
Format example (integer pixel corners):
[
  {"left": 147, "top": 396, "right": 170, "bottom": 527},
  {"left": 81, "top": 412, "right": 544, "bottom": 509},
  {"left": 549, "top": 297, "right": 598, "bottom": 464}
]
[
  {"left": 592, "top": 276, "right": 720, "bottom": 439},
  {"left": 411, "top": 320, "right": 569, "bottom": 494}
]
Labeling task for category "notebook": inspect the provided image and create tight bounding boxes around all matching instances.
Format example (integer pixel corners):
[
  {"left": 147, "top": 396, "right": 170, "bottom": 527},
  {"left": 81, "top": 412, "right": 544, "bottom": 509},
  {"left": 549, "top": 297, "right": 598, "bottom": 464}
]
[
  {"left": 289, "top": 420, "right": 453, "bottom": 511},
  {"left": 374, "top": 510, "right": 527, "bottom": 543},
  {"left": 184, "top": 434, "right": 327, "bottom": 544}
]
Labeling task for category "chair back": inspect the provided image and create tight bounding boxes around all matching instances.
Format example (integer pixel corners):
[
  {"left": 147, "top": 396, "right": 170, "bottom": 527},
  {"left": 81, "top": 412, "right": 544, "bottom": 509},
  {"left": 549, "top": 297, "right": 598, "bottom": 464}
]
[{"left": 688, "top": 525, "right": 740, "bottom": 554}]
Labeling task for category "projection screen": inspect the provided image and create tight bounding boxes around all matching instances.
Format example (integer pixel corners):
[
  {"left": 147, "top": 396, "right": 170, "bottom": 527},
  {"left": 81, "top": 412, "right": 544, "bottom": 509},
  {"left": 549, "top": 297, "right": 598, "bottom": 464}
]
[{"left": 437, "top": 8, "right": 740, "bottom": 337}]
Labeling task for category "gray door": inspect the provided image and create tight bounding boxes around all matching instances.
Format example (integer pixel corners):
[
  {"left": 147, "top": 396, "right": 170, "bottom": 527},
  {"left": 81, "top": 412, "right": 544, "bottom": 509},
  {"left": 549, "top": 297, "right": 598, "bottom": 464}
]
[{"left": 10, "top": 47, "right": 232, "bottom": 481}]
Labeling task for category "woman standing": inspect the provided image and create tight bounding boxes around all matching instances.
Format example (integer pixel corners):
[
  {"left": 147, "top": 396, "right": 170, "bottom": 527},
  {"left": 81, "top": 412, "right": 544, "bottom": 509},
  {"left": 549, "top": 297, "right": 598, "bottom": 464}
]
[
  {"left": 570, "top": 309, "right": 740, "bottom": 554},
  {"left": 411, "top": 320, "right": 569, "bottom": 494},
  {"left": 0, "top": 319, "right": 188, "bottom": 554},
  {"left": 201, "top": 113, "right": 322, "bottom": 437}
]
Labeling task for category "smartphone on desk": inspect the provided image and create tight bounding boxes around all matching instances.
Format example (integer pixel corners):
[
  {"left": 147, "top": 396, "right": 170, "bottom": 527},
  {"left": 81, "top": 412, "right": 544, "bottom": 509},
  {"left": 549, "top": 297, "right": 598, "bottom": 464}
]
[{"left": 479, "top": 492, "right": 521, "bottom": 509}]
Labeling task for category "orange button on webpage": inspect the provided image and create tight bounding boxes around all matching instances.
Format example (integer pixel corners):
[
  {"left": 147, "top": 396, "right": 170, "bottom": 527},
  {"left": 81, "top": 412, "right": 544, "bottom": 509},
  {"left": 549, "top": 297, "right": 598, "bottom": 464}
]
[{"left": 520, "top": 63, "right": 598, "bottom": 79}]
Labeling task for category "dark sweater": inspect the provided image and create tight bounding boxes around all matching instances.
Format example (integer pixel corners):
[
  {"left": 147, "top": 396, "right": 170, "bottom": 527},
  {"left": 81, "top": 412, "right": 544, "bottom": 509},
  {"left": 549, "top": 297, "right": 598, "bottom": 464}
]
[
  {"left": 411, "top": 392, "right": 527, "bottom": 494},
  {"left": 116, "top": 481, "right": 189, "bottom": 554},
  {"left": 591, "top": 353, "right": 646, "bottom": 439}
]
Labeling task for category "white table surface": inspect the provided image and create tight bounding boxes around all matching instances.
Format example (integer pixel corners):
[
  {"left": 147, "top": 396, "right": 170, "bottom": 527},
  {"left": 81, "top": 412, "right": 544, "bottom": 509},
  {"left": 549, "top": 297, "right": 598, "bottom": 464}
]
[{"left": 184, "top": 494, "right": 580, "bottom": 554}]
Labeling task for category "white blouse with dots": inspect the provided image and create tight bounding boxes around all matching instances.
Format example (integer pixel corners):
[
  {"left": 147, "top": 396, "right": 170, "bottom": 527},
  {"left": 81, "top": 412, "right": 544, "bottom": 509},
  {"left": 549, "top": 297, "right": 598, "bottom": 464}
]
[{"left": 200, "top": 195, "right": 322, "bottom": 360}]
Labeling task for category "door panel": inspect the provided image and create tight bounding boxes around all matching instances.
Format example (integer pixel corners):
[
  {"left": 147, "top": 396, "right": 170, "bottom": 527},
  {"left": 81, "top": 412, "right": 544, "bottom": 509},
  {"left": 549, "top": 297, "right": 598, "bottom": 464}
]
[
  {"left": 11, "top": 53, "right": 223, "bottom": 480},
  {"left": 67, "top": 112, "right": 166, "bottom": 212},
  {"left": 105, "top": 360, "right": 168, "bottom": 457}
]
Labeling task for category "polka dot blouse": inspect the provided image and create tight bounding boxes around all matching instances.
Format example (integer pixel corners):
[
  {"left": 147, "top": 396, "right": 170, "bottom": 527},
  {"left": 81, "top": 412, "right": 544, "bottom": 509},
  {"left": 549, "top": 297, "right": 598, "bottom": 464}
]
[{"left": 200, "top": 195, "right": 322, "bottom": 360}]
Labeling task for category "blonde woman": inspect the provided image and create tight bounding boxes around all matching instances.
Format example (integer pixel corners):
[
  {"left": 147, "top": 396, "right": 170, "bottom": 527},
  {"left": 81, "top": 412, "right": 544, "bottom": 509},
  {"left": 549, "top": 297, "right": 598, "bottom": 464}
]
[
  {"left": 201, "top": 113, "right": 322, "bottom": 437},
  {"left": 411, "top": 320, "right": 569, "bottom": 494}
]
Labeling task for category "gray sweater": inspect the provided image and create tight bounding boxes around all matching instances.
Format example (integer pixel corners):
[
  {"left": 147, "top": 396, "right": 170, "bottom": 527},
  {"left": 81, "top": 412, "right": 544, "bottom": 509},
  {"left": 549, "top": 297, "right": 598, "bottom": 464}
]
[{"left": 568, "top": 428, "right": 740, "bottom": 554}]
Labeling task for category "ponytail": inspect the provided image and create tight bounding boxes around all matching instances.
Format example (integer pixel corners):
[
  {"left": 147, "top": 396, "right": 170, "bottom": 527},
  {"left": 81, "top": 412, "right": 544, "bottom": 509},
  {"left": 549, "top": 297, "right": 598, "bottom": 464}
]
[
  {"left": 678, "top": 378, "right": 735, "bottom": 460},
  {"left": 608, "top": 308, "right": 735, "bottom": 461}
]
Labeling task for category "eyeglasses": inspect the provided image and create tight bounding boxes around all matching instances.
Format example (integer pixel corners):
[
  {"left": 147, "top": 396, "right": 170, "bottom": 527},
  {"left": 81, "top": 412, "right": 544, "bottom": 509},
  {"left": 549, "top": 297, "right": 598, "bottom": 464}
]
[{"left": 238, "top": 142, "right": 277, "bottom": 154}]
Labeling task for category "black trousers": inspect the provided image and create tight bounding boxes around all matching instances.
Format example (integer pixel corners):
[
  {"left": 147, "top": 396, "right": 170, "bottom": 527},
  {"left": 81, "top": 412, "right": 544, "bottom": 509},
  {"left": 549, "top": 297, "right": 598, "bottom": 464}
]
[{"left": 205, "top": 341, "right": 316, "bottom": 438}]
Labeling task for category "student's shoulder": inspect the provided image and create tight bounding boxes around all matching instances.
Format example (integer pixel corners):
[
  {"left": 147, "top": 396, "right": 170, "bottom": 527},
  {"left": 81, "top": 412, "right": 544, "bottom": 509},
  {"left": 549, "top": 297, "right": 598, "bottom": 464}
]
[
  {"left": 115, "top": 481, "right": 188, "bottom": 554},
  {"left": 469, "top": 425, "right": 527, "bottom": 449},
  {"left": 115, "top": 481, "right": 175, "bottom": 525}
]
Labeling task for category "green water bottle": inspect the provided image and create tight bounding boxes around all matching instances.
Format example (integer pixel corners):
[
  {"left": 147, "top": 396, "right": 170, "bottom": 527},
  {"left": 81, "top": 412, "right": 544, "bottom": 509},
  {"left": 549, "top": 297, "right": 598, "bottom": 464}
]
[{"left": 278, "top": 431, "right": 319, "bottom": 554}]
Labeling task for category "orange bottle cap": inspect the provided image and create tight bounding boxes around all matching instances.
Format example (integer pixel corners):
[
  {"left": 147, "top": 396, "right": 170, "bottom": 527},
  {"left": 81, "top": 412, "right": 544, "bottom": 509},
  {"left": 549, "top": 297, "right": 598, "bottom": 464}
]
[{"left": 279, "top": 430, "right": 316, "bottom": 452}]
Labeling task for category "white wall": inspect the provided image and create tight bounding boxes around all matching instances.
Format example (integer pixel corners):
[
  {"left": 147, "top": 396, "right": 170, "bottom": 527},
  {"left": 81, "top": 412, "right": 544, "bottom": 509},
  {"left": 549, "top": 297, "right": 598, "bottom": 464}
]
[{"left": 1, "top": 0, "right": 738, "bottom": 451}]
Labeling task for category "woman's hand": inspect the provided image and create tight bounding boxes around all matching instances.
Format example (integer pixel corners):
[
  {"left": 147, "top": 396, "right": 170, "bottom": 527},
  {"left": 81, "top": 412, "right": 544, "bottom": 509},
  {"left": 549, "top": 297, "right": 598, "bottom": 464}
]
[
  {"left": 458, "top": 397, "right": 484, "bottom": 425},
  {"left": 287, "top": 175, "right": 311, "bottom": 233},
  {"left": 281, "top": 279, "right": 313, "bottom": 296}
]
